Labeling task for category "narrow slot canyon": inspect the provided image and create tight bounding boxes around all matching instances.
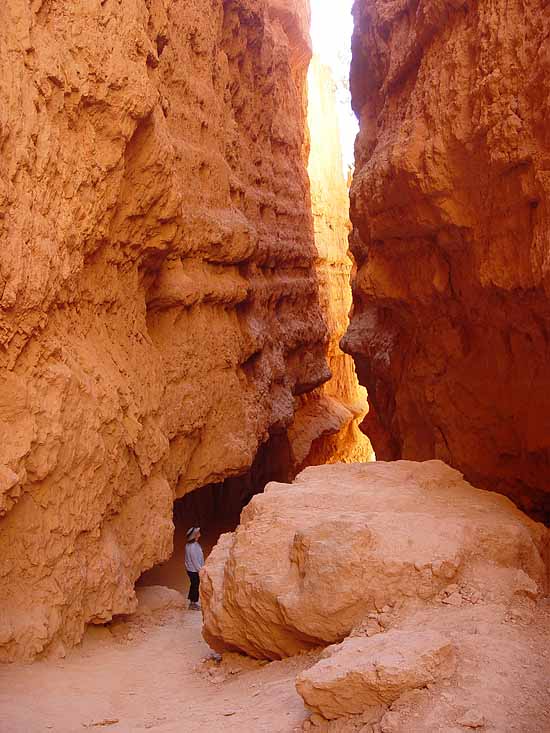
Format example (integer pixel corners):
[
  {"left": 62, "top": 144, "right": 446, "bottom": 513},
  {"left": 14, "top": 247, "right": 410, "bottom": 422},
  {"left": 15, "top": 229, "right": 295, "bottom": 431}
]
[{"left": 1, "top": 0, "right": 550, "bottom": 732}]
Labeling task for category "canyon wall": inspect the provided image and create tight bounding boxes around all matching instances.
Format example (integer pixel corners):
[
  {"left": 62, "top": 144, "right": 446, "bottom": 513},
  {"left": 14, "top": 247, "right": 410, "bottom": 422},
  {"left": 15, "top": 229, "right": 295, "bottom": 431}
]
[
  {"left": 287, "top": 56, "right": 374, "bottom": 472},
  {"left": 0, "top": 0, "right": 347, "bottom": 661},
  {"left": 345, "top": 0, "right": 550, "bottom": 520}
]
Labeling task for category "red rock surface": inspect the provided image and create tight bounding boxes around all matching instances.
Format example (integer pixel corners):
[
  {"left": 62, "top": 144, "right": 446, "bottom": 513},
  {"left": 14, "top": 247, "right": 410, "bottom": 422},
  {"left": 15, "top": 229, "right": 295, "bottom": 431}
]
[
  {"left": 344, "top": 0, "right": 550, "bottom": 521},
  {"left": 0, "top": 0, "right": 366, "bottom": 661},
  {"left": 201, "top": 459, "right": 550, "bottom": 730},
  {"left": 201, "top": 460, "right": 548, "bottom": 659},
  {"left": 297, "top": 630, "right": 456, "bottom": 720}
]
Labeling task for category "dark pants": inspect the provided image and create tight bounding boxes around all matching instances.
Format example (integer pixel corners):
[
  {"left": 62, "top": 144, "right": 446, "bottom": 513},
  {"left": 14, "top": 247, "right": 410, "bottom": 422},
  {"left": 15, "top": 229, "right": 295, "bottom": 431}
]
[{"left": 187, "top": 571, "right": 200, "bottom": 603}]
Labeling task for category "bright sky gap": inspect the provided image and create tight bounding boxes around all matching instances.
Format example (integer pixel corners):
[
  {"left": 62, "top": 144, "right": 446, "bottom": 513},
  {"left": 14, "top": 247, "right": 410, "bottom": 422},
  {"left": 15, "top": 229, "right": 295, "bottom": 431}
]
[{"left": 310, "top": 0, "right": 358, "bottom": 175}]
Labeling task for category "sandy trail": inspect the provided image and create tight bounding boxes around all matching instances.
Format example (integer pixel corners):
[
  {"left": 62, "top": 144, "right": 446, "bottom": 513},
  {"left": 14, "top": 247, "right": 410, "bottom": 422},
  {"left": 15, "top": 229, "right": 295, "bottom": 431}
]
[
  {"left": 0, "top": 608, "right": 312, "bottom": 733},
  {"left": 2, "top": 519, "right": 312, "bottom": 733},
  {"left": 3, "top": 512, "right": 549, "bottom": 733},
  {"left": 3, "top": 598, "right": 550, "bottom": 732}
]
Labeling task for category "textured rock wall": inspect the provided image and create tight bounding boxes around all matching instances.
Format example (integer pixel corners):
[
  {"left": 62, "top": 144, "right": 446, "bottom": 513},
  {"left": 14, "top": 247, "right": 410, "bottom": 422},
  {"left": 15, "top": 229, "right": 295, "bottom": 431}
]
[
  {"left": 0, "top": 0, "right": 330, "bottom": 661},
  {"left": 202, "top": 460, "right": 549, "bottom": 660},
  {"left": 345, "top": 0, "right": 550, "bottom": 520},
  {"left": 287, "top": 56, "right": 374, "bottom": 471},
  {"left": 201, "top": 460, "right": 550, "bottom": 730}
]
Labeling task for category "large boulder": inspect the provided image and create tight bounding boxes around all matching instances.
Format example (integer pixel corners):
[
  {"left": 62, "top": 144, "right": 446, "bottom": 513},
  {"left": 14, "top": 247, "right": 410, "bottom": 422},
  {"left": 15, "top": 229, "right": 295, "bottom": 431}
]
[
  {"left": 201, "top": 460, "right": 548, "bottom": 660},
  {"left": 296, "top": 629, "right": 456, "bottom": 720}
]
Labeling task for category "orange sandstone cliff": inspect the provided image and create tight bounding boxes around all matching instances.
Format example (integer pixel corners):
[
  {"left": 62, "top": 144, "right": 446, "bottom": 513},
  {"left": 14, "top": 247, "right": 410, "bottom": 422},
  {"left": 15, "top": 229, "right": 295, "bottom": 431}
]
[
  {"left": 0, "top": 0, "right": 361, "bottom": 661},
  {"left": 287, "top": 56, "right": 374, "bottom": 471},
  {"left": 345, "top": 0, "right": 550, "bottom": 520}
]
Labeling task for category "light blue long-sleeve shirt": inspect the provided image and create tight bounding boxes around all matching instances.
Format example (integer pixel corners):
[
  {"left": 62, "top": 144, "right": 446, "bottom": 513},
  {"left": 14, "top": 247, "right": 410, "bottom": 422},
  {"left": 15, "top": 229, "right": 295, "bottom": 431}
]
[{"left": 185, "top": 542, "right": 204, "bottom": 573}]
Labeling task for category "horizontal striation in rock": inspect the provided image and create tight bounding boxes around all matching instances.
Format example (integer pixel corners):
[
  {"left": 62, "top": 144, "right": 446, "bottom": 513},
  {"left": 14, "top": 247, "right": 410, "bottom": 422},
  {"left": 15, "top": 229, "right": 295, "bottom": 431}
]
[{"left": 0, "top": 0, "right": 326, "bottom": 660}]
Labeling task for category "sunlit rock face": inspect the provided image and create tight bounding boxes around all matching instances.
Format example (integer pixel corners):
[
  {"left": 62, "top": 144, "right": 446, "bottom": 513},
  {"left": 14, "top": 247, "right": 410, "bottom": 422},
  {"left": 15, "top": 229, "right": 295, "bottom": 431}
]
[
  {"left": 201, "top": 460, "right": 548, "bottom": 659},
  {"left": 286, "top": 56, "right": 374, "bottom": 472},
  {"left": 345, "top": 0, "right": 550, "bottom": 521},
  {"left": 0, "top": 0, "right": 327, "bottom": 661}
]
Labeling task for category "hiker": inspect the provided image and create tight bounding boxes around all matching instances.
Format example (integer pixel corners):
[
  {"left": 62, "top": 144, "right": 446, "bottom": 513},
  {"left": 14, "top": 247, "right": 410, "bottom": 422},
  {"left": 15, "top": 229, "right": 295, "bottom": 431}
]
[{"left": 185, "top": 526, "right": 204, "bottom": 610}]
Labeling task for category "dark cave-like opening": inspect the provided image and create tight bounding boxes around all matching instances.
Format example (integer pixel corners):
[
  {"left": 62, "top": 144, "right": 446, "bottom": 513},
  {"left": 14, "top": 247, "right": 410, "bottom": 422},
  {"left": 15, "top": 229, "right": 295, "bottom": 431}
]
[{"left": 137, "top": 433, "right": 294, "bottom": 595}]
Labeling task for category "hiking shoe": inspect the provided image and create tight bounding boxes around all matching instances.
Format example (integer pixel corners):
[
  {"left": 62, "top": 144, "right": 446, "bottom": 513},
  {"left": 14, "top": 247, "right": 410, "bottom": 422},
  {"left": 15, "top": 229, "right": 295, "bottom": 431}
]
[{"left": 189, "top": 602, "right": 200, "bottom": 611}]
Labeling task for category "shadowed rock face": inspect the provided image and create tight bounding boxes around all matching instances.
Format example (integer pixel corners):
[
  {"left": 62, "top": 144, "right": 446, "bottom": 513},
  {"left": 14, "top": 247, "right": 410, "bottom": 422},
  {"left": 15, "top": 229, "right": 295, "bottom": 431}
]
[
  {"left": 344, "top": 0, "right": 550, "bottom": 521},
  {"left": 0, "top": 0, "right": 331, "bottom": 661}
]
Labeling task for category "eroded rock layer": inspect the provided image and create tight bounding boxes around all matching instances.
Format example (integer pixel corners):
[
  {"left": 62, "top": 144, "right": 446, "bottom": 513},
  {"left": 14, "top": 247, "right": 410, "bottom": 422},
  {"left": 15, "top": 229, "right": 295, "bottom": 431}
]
[
  {"left": 345, "top": 0, "right": 550, "bottom": 520},
  {"left": 0, "top": 0, "right": 329, "bottom": 661}
]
